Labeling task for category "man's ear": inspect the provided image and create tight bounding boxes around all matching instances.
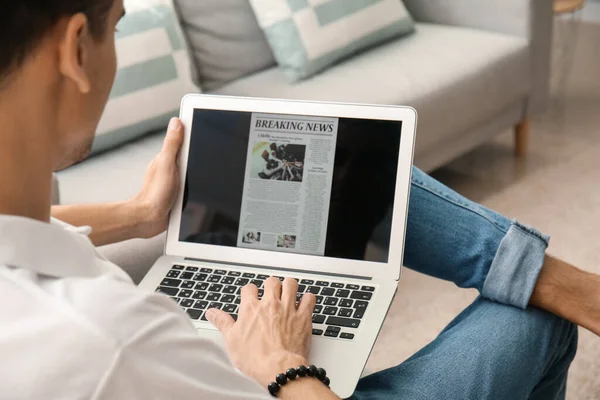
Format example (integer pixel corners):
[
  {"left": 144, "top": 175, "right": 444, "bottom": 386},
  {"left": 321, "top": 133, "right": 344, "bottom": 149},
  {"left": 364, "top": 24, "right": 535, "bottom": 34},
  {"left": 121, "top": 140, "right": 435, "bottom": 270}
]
[{"left": 58, "top": 13, "right": 92, "bottom": 94}]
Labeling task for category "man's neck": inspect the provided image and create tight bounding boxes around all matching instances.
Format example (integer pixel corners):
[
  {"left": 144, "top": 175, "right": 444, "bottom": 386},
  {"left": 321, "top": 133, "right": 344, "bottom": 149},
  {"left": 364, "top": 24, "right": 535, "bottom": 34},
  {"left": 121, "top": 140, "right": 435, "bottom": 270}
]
[{"left": 0, "top": 76, "right": 58, "bottom": 223}]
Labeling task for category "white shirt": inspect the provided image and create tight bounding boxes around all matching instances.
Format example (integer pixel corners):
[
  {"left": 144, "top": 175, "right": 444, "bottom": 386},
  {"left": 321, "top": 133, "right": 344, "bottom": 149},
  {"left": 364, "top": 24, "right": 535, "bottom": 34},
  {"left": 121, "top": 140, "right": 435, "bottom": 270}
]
[{"left": 0, "top": 216, "right": 270, "bottom": 400}]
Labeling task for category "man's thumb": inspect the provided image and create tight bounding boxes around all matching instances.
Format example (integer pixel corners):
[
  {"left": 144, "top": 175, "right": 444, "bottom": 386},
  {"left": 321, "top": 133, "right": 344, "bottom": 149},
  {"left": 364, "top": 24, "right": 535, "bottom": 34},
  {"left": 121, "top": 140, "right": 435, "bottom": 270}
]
[
  {"left": 162, "top": 117, "right": 184, "bottom": 159},
  {"left": 205, "top": 308, "right": 235, "bottom": 334}
]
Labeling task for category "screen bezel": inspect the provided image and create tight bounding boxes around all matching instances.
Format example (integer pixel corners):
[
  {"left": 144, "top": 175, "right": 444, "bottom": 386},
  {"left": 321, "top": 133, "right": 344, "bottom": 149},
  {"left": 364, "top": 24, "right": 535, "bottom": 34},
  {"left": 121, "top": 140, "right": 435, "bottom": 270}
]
[{"left": 166, "top": 94, "right": 417, "bottom": 281}]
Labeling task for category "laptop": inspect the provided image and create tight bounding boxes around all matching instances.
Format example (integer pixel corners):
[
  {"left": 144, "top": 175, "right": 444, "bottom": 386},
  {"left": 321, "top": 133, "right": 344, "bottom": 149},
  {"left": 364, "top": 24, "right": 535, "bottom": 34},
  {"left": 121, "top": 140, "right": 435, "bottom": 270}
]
[{"left": 139, "top": 94, "right": 417, "bottom": 398}]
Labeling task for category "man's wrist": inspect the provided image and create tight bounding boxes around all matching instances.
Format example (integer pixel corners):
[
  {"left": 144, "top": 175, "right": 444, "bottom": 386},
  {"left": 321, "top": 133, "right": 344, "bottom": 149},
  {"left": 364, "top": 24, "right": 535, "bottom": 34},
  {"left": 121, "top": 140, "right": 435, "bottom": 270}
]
[
  {"left": 256, "top": 353, "right": 309, "bottom": 388},
  {"left": 124, "top": 199, "right": 158, "bottom": 239}
]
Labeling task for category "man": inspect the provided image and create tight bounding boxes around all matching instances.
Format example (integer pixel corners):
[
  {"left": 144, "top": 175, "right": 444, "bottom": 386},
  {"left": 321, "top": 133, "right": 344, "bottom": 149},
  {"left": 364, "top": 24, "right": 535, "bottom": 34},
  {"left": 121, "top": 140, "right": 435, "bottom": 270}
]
[{"left": 1, "top": 0, "right": 598, "bottom": 399}]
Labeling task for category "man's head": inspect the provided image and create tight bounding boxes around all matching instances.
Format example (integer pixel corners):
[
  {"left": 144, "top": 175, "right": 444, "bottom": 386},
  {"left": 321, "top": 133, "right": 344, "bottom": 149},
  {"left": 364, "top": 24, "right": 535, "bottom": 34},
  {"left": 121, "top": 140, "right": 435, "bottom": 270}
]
[{"left": 0, "top": 0, "right": 125, "bottom": 170}]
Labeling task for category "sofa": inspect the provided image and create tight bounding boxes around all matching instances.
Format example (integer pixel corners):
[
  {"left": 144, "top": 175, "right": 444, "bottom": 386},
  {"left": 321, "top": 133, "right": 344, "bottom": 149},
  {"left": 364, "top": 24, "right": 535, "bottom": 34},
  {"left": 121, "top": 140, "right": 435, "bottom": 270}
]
[{"left": 56, "top": 0, "right": 554, "bottom": 281}]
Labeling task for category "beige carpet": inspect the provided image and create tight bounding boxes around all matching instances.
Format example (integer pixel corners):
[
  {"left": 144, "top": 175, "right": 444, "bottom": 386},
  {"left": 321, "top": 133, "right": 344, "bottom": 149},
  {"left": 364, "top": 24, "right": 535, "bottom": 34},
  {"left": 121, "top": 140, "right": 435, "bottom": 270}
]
[{"left": 366, "top": 19, "right": 600, "bottom": 400}]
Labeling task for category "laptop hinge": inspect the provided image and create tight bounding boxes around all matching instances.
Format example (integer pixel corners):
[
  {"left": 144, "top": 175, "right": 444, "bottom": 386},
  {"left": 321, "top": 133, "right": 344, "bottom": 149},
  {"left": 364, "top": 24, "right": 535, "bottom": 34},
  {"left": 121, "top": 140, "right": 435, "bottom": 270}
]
[{"left": 184, "top": 257, "right": 372, "bottom": 281}]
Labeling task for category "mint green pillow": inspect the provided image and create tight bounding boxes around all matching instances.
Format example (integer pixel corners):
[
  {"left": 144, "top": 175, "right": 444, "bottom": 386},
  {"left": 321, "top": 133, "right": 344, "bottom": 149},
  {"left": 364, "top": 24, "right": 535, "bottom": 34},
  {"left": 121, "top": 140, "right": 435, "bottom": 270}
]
[
  {"left": 249, "top": 0, "right": 415, "bottom": 82},
  {"left": 93, "top": 0, "right": 197, "bottom": 155}
]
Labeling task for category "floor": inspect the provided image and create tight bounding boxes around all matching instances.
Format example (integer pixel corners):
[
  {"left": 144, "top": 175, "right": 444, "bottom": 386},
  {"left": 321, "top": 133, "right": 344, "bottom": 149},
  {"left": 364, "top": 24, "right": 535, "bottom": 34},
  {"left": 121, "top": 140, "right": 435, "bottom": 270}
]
[{"left": 366, "top": 15, "right": 600, "bottom": 400}]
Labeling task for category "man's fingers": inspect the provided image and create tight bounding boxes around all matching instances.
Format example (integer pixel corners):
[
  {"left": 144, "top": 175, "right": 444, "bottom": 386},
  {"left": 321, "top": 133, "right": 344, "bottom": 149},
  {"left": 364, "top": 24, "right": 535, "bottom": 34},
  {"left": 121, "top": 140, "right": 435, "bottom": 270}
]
[
  {"left": 297, "top": 292, "right": 316, "bottom": 316},
  {"left": 162, "top": 117, "right": 184, "bottom": 161},
  {"left": 240, "top": 284, "right": 259, "bottom": 310},
  {"left": 281, "top": 278, "right": 299, "bottom": 310},
  {"left": 205, "top": 308, "right": 235, "bottom": 335},
  {"left": 263, "top": 277, "right": 282, "bottom": 301}
]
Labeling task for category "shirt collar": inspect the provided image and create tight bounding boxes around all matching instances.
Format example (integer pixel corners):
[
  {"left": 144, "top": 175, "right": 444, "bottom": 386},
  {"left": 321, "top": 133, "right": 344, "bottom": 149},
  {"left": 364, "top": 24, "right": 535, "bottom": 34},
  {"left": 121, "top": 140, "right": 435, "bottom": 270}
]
[{"left": 0, "top": 215, "right": 106, "bottom": 278}]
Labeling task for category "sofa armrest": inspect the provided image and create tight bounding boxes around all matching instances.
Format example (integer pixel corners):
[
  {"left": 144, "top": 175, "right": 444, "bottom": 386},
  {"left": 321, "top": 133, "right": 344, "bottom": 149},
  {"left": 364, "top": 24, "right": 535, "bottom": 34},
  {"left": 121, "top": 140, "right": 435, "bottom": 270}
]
[
  {"left": 52, "top": 174, "right": 60, "bottom": 205},
  {"left": 403, "top": 0, "right": 554, "bottom": 114}
]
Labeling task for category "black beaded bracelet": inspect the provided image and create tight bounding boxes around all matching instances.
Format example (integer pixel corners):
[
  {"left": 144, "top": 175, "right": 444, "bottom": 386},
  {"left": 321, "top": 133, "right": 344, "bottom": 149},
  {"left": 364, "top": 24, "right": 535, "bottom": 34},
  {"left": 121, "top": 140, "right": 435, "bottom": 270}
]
[{"left": 267, "top": 365, "right": 331, "bottom": 397}]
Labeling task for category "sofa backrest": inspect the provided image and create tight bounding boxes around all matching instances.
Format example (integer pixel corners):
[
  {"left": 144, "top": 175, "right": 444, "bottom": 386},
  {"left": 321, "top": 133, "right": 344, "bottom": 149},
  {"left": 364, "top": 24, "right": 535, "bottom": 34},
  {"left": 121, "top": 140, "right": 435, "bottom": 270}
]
[{"left": 174, "top": 0, "right": 276, "bottom": 91}]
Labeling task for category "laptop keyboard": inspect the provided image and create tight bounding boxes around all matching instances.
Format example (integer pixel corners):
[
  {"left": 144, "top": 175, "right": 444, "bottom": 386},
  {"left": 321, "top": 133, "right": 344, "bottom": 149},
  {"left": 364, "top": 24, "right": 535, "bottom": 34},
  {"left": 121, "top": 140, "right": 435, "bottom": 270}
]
[{"left": 155, "top": 264, "right": 376, "bottom": 340}]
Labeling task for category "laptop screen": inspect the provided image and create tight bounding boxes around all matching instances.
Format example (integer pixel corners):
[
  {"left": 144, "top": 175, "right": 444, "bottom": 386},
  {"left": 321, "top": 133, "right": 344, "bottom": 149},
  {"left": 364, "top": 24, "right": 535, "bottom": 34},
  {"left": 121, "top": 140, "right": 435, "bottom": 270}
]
[{"left": 179, "top": 109, "right": 402, "bottom": 263}]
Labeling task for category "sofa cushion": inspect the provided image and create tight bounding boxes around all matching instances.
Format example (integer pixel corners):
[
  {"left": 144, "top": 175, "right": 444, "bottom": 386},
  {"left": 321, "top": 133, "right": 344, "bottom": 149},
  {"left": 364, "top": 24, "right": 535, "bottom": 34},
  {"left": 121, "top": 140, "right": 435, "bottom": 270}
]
[
  {"left": 94, "top": 0, "right": 197, "bottom": 155},
  {"left": 213, "top": 23, "right": 530, "bottom": 155},
  {"left": 174, "top": 0, "right": 277, "bottom": 91},
  {"left": 248, "top": 0, "right": 415, "bottom": 82}
]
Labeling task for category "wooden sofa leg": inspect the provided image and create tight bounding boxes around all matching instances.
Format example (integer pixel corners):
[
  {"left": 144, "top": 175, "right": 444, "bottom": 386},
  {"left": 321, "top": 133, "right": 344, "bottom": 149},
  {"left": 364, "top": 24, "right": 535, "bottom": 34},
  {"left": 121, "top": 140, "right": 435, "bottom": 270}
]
[{"left": 514, "top": 119, "right": 530, "bottom": 157}]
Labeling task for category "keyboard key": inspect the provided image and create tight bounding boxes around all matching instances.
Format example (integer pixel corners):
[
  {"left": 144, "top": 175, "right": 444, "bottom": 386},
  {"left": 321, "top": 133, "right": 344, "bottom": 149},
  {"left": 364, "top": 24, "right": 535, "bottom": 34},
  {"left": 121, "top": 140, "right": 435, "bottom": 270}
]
[
  {"left": 192, "top": 291, "right": 207, "bottom": 300},
  {"left": 339, "top": 299, "right": 353, "bottom": 308},
  {"left": 301, "top": 279, "right": 314, "bottom": 285},
  {"left": 228, "top": 271, "right": 241, "bottom": 277},
  {"left": 346, "top": 284, "right": 359, "bottom": 290},
  {"left": 208, "top": 284, "right": 223, "bottom": 292},
  {"left": 275, "top": 276, "right": 285, "bottom": 281},
  {"left": 338, "top": 308, "right": 353, "bottom": 318},
  {"left": 236, "top": 287, "right": 242, "bottom": 295},
  {"left": 296, "top": 293, "right": 303, "bottom": 302},
  {"left": 331, "top": 283, "right": 344, "bottom": 288},
  {"left": 242, "top": 272, "right": 256, "bottom": 278},
  {"left": 323, "top": 307, "right": 338, "bottom": 316},
  {"left": 208, "top": 275, "right": 221, "bottom": 283},
  {"left": 361, "top": 286, "right": 375, "bottom": 292},
  {"left": 222, "top": 295, "right": 235, "bottom": 303},
  {"left": 312, "top": 329, "right": 324, "bottom": 336},
  {"left": 315, "top": 296, "right": 323, "bottom": 305},
  {"left": 194, "top": 300, "right": 208, "bottom": 309},
  {"left": 181, "top": 281, "right": 195, "bottom": 289},
  {"left": 186, "top": 266, "right": 199, "bottom": 272},
  {"left": 180, "top": 299, "right": 194, "bottom": 308},
  {"left": 257, "top": 274, "right": 270, "bottom": 280},
  {"left": 350, "top": 291, "right": 373, "bottom": 301},
  {"left": 181, "top": 272, "right": 194, "bottom": 280},
  {"left": 160, "top": 278, "right": 181, "bottom": 288},
  {"left": 258, "top": 289, "right": 264, "bottom": 298},
  {"left": 321, "top": 288, "right": 335, "bottom": 296},
  {"left": 166, "top": 270, "right": 181, "bottom": 278},
  {"left": 201, "top": 313, "right": 208, "bottom": 321},
  {"left": 206, "top": 293, "right": 221, "bottom": 301},
  {"left": 312, "top": 314, "right": 326, "bottom": 324},
  {"left": 200, "top": 268, "right": 213, "bottom": 273},
  {"left": 324, "top": 297, "right": 338, "bottom": 306},
  {"left": 223, "top": 286, "right": 237, "bottom": 294},
  {"left": 222, "top": 276, "right": 235, "bottom": 285},
  {"left": 223, "top": 304, "right": 237, "bottom": 313},
  {"left": 354, "top": 301, "right": 369, "bottom": 310},
  {"left": 324, "top": 330, "right": 339, "bottom": 338},
  {"left": 186, "top": 309, "right": 202, "bottom": 320},
  {"left": 193, "top": 273, "right": 207, "bottom": 281},
  {"left": 178, "top": 289, "right": 193, "bottom": 298},
  {"left": 326, "top": 316, "right": 361, "bottom": 329},
  {"left": 307, "top": 286, "right": 321, "bottom": 295},
  {"left": 231, "top": 314, "right": 238, "bottom": 321},
  {"left": 251, "top": 279, "right": 264, "bottom": 287},
  {"left": 297, "top": 285, "right": 306, "bottom": 293},
  {"left": 172, "top": 265, "right": 185, "bottom": 270},
  {"left": 313, "top": 305, "right": 323, "bottom": 313},
  {"left": 353, "top": 308, "right": 366, "bottom": 319},
  {"left": 195, "top": 282, "right": 209, "bottom": 291},
  {"left": 235, "top": 278, "right": 250, "bottom": 286},
  {"left": 335, "top": 289, "right": 350, "bottom": 298},
  {"left": 209, "top": 302, "right": 223, "bottom": 310},
  {"left": 214, "top": 270, "right": 227, "bottom": 275},
  {"left": 170, "top": 297, "right": 180, "bottom": 304},
  {"left": 156, "top": 286, "right": 178, "bottom": 296},
  {"left": 234, "top": 296, "right": 241, "bottom": 305},
  {"left": 340, "top": 333, "right": 355, "bottom": 340},
  {"left": 326, "top": 326, "right": 341, "bottom": 333},
  {"left": 316, "top": 281, "right": 329, "bottom": 287}
]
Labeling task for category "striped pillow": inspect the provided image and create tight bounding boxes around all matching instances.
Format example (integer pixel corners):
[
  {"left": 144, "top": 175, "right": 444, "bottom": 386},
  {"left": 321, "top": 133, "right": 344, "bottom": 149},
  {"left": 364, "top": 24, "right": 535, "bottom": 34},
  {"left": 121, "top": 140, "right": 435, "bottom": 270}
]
[
  {"left": 93, "top": 0, "right": 197, "bottom": 155},
  {"left": 249, "top": 0, "right": 415, "bottom": 82}
]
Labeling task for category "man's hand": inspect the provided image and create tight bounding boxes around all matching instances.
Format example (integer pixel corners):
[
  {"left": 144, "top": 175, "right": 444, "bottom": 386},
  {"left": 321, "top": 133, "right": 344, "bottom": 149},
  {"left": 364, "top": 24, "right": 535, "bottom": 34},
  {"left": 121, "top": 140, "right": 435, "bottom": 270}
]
[
  {"left": 207, "top": 278, "right": 316, "bottom": 388},
  {"left": 131, "top": 118, "right": 184, "bottom": 239}
]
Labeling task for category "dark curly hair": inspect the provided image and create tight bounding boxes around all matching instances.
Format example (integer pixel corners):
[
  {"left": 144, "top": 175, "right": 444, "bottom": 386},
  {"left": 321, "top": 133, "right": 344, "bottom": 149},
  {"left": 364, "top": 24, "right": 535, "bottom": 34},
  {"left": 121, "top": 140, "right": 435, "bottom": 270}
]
[{"left": 0, "top": 0, "right": 114, "bottom": 81}]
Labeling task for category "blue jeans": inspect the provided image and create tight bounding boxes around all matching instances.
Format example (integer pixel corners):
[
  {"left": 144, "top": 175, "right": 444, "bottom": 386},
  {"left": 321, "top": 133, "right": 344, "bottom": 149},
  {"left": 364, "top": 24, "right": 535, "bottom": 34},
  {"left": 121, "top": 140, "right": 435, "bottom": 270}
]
[{"left": 350, "top": 168, "right": 578, "bottom": 400}]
